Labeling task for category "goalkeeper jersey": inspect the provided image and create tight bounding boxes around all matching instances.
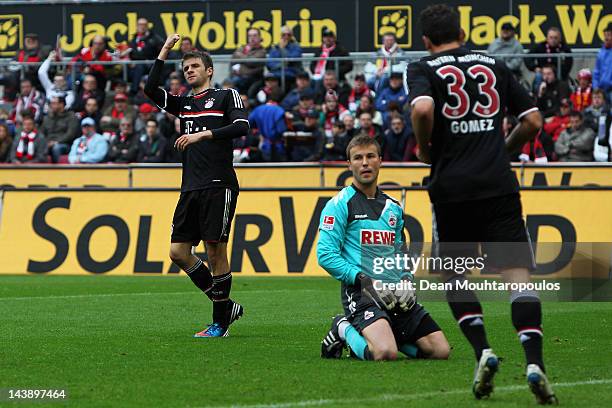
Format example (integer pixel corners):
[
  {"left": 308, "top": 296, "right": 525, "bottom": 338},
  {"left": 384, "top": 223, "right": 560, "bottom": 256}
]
[{"left": 317, "top": 184, "right": 406, "bottom": 286}]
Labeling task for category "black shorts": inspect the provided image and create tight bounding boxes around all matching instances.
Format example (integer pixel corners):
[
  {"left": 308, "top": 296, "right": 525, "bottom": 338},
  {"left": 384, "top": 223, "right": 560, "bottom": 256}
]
[
  {"left": 348, "top": 302, "right": 441, "bottom": 345},
  {"left": 433, "top": 193, "right": 535, "bottom": 271},
  {"left": 171, "top": 188, "right": 238, "bottom": 244}
]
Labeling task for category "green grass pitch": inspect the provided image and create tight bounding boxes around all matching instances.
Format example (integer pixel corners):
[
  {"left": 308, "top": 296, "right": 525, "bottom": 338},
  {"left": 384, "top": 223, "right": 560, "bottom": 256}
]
[{"left": 1, "top": 275, "right": 611, "bottom": 407}]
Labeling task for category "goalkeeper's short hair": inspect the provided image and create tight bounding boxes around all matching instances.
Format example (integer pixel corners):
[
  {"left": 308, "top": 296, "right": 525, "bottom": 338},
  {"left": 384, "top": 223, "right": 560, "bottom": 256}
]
[{"left": 346, "top": 134, "right": 382, "bottom": 159}]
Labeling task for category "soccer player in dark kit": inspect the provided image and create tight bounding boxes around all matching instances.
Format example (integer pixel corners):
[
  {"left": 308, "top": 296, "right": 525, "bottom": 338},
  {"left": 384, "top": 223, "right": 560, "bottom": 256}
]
[
  {"left": 144, "top": 34, "right": 249, "bottom": 338},
  {"left": 407, "top": 5, "right": 557, "bottom": 405}
]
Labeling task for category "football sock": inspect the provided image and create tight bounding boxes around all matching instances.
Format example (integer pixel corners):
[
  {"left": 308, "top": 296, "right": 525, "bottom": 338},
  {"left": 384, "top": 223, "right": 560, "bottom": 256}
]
[
  {"left": 344, "top": 325, "right": 372, "bottom": 361},
  {"left": 211, "top": 272, "right": 232, "bottom": 327},
  {"left": 511, "top": 290, "right": 545, "bottom": 372},
  {"left": 399, "top": 343, "right": 426, "bottom": 359},
  {"left": 184, "top": 258, "right": 213, "bottom": 300},
  {"left": 445, "top": 275, "right": 490, "bottom": 361}
]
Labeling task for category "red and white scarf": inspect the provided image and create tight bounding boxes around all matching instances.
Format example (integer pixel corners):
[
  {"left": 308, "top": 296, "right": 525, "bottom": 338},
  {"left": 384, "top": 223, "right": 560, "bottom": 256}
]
[
  {"left": 314, "top": 44, "right": 336, "bottom": 78},
  {"left": 571, "top": 86, "right": 592, "bottom": 112},
  {"left": 16, "top": 130, "right": 37, "bottom": 160},
  {"left": 377, "top": 43, "right": 399, "bottom": 71}
]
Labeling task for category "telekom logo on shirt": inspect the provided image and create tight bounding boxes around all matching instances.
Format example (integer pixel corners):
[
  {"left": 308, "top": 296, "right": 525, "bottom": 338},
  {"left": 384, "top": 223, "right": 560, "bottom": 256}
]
[{"left": 360, "top": 230, "right": 395, "bottom": 246}]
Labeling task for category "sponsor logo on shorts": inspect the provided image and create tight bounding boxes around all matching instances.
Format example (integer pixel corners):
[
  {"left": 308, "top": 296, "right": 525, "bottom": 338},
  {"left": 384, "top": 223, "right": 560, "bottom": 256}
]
[
  {"left": 360, "top": 229, "right": 395, "bottom": 246},
  {"left": 364, "top": 310, "right": 375, "bottom": 320},
  {"left": 321, "top": 215, "right": 335, "bottom": 230}
]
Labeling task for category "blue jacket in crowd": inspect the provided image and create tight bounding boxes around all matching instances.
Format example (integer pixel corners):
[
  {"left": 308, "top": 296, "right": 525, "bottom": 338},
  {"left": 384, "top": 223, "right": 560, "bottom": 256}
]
[
  {"left": 593, "top": 46, "right": 612, "bottom": 92},
  {"left": 267, "top": 41, "right": 303, "bottom": 79},
  {"left": 68, "top": 133, "right": 108, "bottom": 164}
]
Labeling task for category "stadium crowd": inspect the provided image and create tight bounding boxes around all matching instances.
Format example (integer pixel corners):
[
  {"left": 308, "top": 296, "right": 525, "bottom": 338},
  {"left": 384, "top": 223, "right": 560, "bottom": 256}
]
[{"left": 0, "top": 19, "right": 611, "bottom": 164}]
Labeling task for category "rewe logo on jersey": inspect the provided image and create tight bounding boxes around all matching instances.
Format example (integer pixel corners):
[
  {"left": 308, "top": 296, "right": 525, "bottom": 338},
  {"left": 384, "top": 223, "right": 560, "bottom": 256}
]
[{"left": 360, "top": 229, "right": 395, "bottom": 246}]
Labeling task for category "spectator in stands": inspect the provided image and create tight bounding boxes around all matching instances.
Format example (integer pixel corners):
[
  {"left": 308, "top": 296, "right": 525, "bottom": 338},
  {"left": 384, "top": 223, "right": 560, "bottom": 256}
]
[
  {"left": 165, "top": 117, "right": 182, "bottom": 163},
  {"left": 375, "top": 72, "right": 408, "bottom": 124},
  {"left": 543, "top": 98, "right": 572, "bottom": 142},
  {"left": 322, "top": 121, "right": 351, "bottom": 161},
  {"left": 537, "top": 64, "right": 571, "bottom": 118},
  {"left": 10, "top": 113, "right": 46, "bottom": 164},
  {"left": 73, "top": 75, "right": 105, "bottom": 113},
  {"left": 347, "top": 74, "right": 374, "bottom": 113},
  {"left": 571, "top": 69, "right": 593, "bottom": 112},
  {"left": 355, "top": 94, "right": 383, "bottom": 128},
  {"left": 128, "top": 18, "right": 163, "bottom": 95},
  {"left": 231, "top": 28, "right": 266, "bottom": 95},
  {"left": 15, "top": 33, "right": 49, "bottom": 91},
  {"left": 487, "top": 22, "right": 524, "bottom": 79},
  {"left": 134, "top": 103, "right": 157, "bottom": 135},
  {"left": 320, "top": 89, "right": 348, "bottom": 140},
  {"left": 158, "top": 110, "right": 177, "bottom": 140},
  {"left": 356, "top": 111, "right": 383, "bottom": 146},
  {"left": 107, "top": 117, "right": 138, "bottom": 163},
  {"left": 555, "top": 110, "right": 595, "bottom": 161},
  {"left": 79, "top": 97, "right": 103, "bottom": 132},
  {"left": 38, "top": 51, "right": 74, "bottom": 110},
  {"left": 0, "top": 124, "right": 13, "bottom": 163},
  {"left": 12, "top": 79, "right": 45, "bottom": 125},
  {"left": 39, "top": 96, "right": 79, "bottom": 163},
  {"left": 526, "top": 27, "right": 573, "bottom": 91},
  {"left": 584, "top": 88, "right": 609, "bottom": 131},
  {"left": 168, "top": 73, "right": 187, "bottom": 96},
  {"left": 383, "top": 114, "right": 415, "bottom": 162},
  {"left": 281, "top": 72, "right": 312, "bottom": 111},
  {"left": 168, "top": 36, "right": 196, "bottom": 61},
  {"left": 249, "top": 93, "right": 287, "bottom": 161},
  {"left": 0, "top": 109, "right": 15, "bottom": 138},
  {"left": 365, "top": 33, "right": 405, "bottom": 93},
  {"left": 69, "top": 117, "right": 108, "bottom": 164},
  {"left": 343, "top": 114, "right": 357, "bottom": 139},
  {"left": 267, "top": 25, "right": 303, "bottom": 90},
  {"left": 289, "top": 109, "right": 325, "bottom": 161},
  {"left": 103, "top": 79, "right": 130, "bottom": 107},
  {"left": 132, "top": 76, "right": 151, "bottom": 106},
  {"left": 593, "top": 23, "right": 612, "bottom": 103},
  {"left": 256, "top": 73, "right": 285, "bottom": 105},
  {"left": 100, "top": 93, "right": 136, "bottom": 135},
  {"left": 288, "top": 89, "right": 316, "bottom": 128},
  {"left": 166, "top": 36, "right": 197, "bottom": 78},
  {"left": 136, "top": 119, "right": 167, "bottom": 163},
  {"left": 315, "top": 70, "right": 350, "bottom": 107},
  {"left": 71, "top": 35, "right": 114, "bottom": 90},
  {"left": 310, "top": 28, "right": 353, "bottom": 83}
]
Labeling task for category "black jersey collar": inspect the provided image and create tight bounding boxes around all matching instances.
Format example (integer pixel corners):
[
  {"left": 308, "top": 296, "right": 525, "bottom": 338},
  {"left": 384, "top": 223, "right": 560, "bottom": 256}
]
[{"left": 350, "top": 183, "right": 381, "bottom": 199}]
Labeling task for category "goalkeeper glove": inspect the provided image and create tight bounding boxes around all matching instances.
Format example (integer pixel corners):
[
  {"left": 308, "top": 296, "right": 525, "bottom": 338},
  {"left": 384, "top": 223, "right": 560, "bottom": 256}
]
[
  {"left": 395, "top": 278, "right": 417, "bottom": 311},
  {"left": 357, "top": 273, "right": 396, "bottom": 310}
]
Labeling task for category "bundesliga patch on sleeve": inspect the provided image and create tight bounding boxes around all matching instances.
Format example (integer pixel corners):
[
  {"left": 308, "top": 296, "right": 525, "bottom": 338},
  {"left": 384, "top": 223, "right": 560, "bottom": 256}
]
[{"left": 321, "top": 215, "right": 335, "bottom": 230}]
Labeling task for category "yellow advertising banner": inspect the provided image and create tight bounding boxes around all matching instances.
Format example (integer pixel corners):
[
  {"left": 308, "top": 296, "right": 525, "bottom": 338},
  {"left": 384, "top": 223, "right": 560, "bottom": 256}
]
[
  {"left": 1, "top": 164, "right": 612, "bottom": 188},
  {"left": 130, "top": 165, "right": 322, "bottom": 188},
  {"left": 520, "top": 165, "right": 612, "bottom": 187},
  {"left": 0, "top": 166, "right": 130, "bottom": 188},
  {"left": 0, "top": 189, "right": 610, "bottom": 277}
]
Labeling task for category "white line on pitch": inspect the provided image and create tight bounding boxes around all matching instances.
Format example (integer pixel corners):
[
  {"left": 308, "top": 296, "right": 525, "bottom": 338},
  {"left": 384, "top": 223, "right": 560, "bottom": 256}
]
[
  {"left": 212, "top": 379, "right": 612, "bottom": 408},
  {"left": 0, "top": 289, "right": 323, "bottom": 301}
]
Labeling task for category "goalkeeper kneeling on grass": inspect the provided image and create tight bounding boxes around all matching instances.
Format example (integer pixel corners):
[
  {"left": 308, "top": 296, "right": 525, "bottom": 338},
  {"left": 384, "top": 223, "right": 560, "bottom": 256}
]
[{"left": 317, "top": 135, "right": 450, "bottom": 361}]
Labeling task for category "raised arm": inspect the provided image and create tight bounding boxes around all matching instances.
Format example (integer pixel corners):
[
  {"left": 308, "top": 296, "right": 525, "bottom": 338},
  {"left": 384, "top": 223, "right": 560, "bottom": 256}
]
[{"left": 144, "top": 34, "right": 182, "bottom": 115}]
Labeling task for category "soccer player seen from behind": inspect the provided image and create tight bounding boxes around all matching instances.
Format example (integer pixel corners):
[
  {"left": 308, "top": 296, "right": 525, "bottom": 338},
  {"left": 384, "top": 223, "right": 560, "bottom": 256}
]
[
  {"left": 407, "top": 5, "right": 557, "bottom": 404},
  {"left": 317, "top": 135, "right": 450, "bottom": 361},
  {"left": 144, "top": 34, "right": 249, "bottom": 338}
]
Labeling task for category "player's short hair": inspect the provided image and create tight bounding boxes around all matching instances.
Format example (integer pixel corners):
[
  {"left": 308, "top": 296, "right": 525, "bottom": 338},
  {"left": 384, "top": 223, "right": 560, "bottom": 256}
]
[
  {"left": 420, "top": 4, "right": 461, "bottom": 46},
  {"left": 346, "top": 135, "right": 382, "bottom": 159},
  {"left": 182, "top": 50, "right": 214, "bottom": 70}
]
